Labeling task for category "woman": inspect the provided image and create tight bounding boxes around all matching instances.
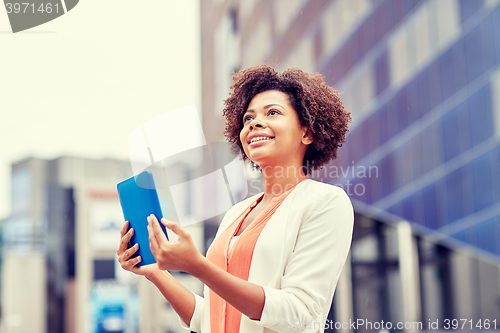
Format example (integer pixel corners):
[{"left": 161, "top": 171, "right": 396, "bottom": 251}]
[{"left": 117, "top": 65, "right": 354, "bottom": 333}]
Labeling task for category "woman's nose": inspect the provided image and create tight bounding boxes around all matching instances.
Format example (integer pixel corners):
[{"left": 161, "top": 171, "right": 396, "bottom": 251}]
[{"left": 249, "top": 117, "right": 266, "bottom": 129}]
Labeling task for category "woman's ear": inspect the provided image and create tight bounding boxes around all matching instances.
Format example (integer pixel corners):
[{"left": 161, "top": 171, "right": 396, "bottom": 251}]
[{"left": 302, "top": 128, "right": 314, "bottom": 145}]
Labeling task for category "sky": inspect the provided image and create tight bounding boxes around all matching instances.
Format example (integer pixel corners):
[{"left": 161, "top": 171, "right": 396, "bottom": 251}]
[{"left": 0, "top": 0, "right": 201, "bottom": 219}]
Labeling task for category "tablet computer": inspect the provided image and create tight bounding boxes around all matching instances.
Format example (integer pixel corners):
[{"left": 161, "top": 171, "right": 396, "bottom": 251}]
[{"left": 117, "top": 170, "right": 168, "bottom": 267}]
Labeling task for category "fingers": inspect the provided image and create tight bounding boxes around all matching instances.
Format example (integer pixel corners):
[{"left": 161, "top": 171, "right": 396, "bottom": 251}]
[
  {"left": 118, "top": 241, "right": 142, "bottom": 271},
  {"left": 120, "top": 221, "right": 129, "bottom": 238},
  {"left": 130, "top": 258, "right": 145, "bottom": 274},
  {"left": 148, "top": 214, "right": 169, "bottom": 243},
  {"left": 121, "top": 255, "right": 142, "bottom": 271},
  {"left": 117, "top": 226, "right": 134, "bottom": 255},
  {"left": 132, "top": 256, "right": 142, "bottom": 267},
  {"left": 160, "top": 217, "right": 169, "bottom": 226},
  {"left": 148, "top": 223, "right": 160, "bottom": 255},
  {"left": 122, "top": 243, "right": 139, "bottom": 260}
]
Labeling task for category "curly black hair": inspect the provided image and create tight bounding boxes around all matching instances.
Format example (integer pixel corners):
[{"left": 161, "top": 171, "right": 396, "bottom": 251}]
[{"left": 222, "top": 65, "right": 351, "bottom": 176}]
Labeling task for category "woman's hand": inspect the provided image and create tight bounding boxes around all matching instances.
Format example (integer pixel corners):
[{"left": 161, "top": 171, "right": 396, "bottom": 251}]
[
  {"left": 117, "top": 220, "right": 198, "bottom": 327},
  {"left": 147, "top": 214, "right": 203, "bottom": 274},
  {"left": 117, "top": 221, "right": 160, "bottom": 279}
]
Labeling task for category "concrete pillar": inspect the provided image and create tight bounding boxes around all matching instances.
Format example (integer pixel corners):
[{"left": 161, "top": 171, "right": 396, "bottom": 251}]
[
  {"left": 75, "top": 184, "right": 91, "bottom": 333},
  {"left": 334, "top": 253, "right": 354, "bottom": 333},
  {"left": 397, "top": 221, "right": 421, "bottom": 332}
]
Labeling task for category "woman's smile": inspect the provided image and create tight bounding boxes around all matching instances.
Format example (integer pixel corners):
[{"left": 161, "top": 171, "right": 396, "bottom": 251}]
[{"left": 249, "top": 136, "right": 275, "bottom": 147}]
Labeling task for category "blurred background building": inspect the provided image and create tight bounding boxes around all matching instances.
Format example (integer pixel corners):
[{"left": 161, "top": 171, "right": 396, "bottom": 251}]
[
  {"left": 1, "top": 157, "right": 204, "bottom": 333},
  {"left": 2, "top": 0, "right": 500, "bottom": 332}
]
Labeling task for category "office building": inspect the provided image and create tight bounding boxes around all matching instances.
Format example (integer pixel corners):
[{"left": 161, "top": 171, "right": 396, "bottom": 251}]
[
  {"left": 200, "top": 0, "right": 500, "bottom": 331},
  {"left": 2, "top": 156, "right": 203, "bottom": 333}
]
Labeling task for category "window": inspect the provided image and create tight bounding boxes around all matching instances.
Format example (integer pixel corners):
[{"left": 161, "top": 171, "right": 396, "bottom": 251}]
[
  {"left": 374, "top": 51, "right": 390, "bottom": 96},
  {"left": 475, "top": 217, "right": 498, "bottom": 254},
  {"left": 436, "top": 0, "right": 460, "bottom": 53},
  {"left": 464, "top": 26, "right": 485, "bottom": 82},
  {"left": 481, "top": 15, "right": 496, "bottom": 72},
  {"left": 406, "top": 79, "right": 420, "bottom": 124},
  {"left": 468, "top": 86, "right": 493, "bottom": 147},
  {"left": 472, "top": 151, "right": 494, "bottom": 211},
  {"left": 417, "top": 238, "right": 454, "bottom": 326},
  {"left": 351, "top": 220, "right": 403, "bottom": 331},
  {"left": 411, "top": 134, "right": 424, "bottom": 181},
  {"left": 93, "top": 259, "right": 115, "bottom": 280},
  {"left": 441, "top": 107, "right": 461, "bottom": 162},
  {"left": 380, "top": 155, "right": 396, "bottom": 197},
  {"left": 459, "top": 0, "right": 484, "bottom": 25},
  {"left": 402, "top": 196, "right": 415, "bottom": 222},
  {"left": 489, "top": 67, "right": 500, "bottom": 139},
  {"left": 461, "top": 162, "right": 476, "bottom": 216},
  {"left": 491, "top": 144, "right": 500, "bottom": 205},
  {"left": 440, "top": 48, "right": 457, "bottom": 101},
  {"left": 427, "top": 59, "right": 443, "bottom": 111},
  {"left": 423, "top": 183, "right": 439, "bottom": 229},
  {"left": 389, "top": 27, "right": 409, "bottom": 89},
  {"left": 445, "top": 167, "right": 465, "bottom": 223},
  {"left": 11, "top": 167, "right": 32, "bottom": 215},
  {"left": 417, "top": 70, "right": 432, "bottom": 116},
  {"left": 453, "top": 39, "right": 468, "bottom": 92},
  {"left": 457, "top": 102, "right": 472, "bottom": 151}
]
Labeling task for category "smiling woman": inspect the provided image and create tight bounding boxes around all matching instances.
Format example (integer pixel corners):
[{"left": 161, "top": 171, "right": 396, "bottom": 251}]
[{"left": 117, "top": 64, "right": 355, "bottom": 333}]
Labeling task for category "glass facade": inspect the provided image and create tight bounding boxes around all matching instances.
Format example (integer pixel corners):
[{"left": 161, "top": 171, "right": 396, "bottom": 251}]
[
  {"left": 350, "top": 216, "right": 403, "bottom": 329},
  {"left": 327, "top": 0, "right": 500, "bottom": 259},
  {"left": 203, "top": 0, "right": 500, "bottom": 331}
]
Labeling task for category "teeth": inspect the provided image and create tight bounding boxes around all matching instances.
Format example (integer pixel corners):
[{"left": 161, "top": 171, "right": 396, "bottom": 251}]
[{"left": 250, "top": 136, "right": 274, "bottom": 143}]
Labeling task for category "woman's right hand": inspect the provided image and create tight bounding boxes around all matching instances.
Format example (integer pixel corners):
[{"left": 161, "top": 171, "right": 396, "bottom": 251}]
[{"left": 117, "top": 221, "right": 160, "bottom": 279}]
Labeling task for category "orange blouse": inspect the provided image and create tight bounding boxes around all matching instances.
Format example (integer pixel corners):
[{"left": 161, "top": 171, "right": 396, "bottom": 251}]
[{"left": 206, "top": 181, "right": 304, "bottom": 333}]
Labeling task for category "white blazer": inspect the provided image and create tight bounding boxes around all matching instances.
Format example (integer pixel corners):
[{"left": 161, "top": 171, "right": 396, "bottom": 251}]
[{"left": 180, "top": 179, "right": 354, "bottom": 333}]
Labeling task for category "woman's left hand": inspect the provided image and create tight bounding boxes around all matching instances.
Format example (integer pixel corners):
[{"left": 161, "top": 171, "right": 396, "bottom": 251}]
[{"left": 147, "top": 214, "right": 203, "bottom": 273}]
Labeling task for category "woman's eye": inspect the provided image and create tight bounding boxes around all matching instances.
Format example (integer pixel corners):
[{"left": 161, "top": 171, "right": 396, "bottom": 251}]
[{"left": 243, "top": 110, "right": 278, "bottom": 123}]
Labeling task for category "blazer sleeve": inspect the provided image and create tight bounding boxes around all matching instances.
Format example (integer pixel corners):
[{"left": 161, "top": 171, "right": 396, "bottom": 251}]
[
  {"left": 178, "top": 292, "right": 204, "bottom": 331},
  {"left": 251, "top": 186, "right": 354, "bottom": 332}
]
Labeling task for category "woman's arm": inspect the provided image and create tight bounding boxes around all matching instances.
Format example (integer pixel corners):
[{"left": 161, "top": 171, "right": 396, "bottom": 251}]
[
  {"left": 116, "top": 221, "right": 197, "bottom": 327},
  {"left": 148, "top": 215, "right": 266, "bottom": 320},
  {"left": 148, "top": 184, "right": 354, "bottom": 333},
  {"left": 145, "top": 269, "right": 197, "bottom": 326}
]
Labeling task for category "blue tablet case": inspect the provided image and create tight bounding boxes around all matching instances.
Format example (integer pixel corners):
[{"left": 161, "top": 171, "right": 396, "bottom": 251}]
[{"left": 117, "top": 170, "right": 168, "bottom": 267}]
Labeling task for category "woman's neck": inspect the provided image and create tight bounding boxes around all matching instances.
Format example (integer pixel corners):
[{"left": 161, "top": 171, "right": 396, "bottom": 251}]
[{"left": 259, "top": 163, "right": 308, "bottom": 202}]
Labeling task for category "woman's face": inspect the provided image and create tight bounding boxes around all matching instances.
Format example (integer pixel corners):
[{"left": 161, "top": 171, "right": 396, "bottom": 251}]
[{"left": 239, "top": 90, "right": 313, "bottom": 171}]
